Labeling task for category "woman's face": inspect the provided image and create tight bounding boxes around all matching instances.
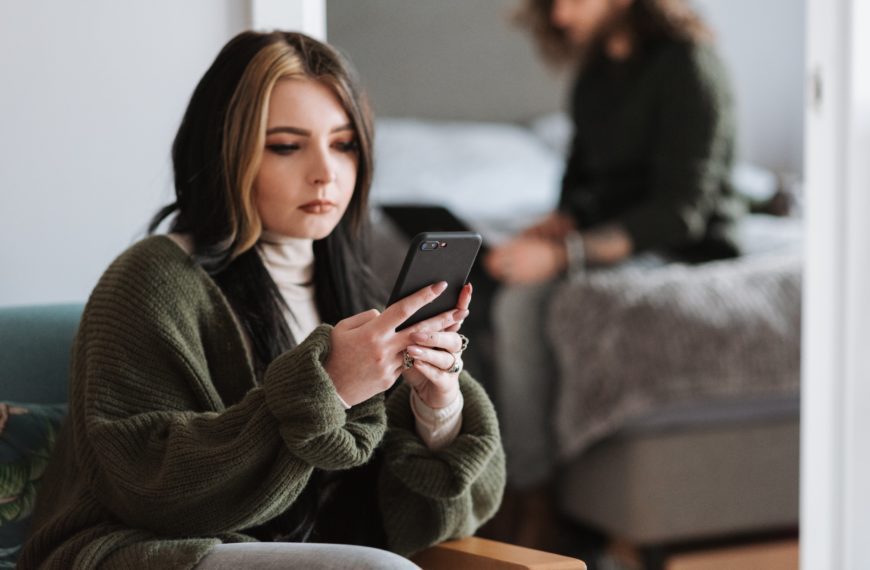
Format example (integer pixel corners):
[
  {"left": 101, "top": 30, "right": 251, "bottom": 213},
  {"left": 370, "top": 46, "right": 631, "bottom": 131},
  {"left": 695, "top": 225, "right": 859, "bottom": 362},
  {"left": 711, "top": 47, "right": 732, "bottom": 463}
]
[
  {"left": 254, "top": 78, "right": 358, "bottom": 240},
  {"left": 550, "top": 0, "right": 628, "bottom": 47}
]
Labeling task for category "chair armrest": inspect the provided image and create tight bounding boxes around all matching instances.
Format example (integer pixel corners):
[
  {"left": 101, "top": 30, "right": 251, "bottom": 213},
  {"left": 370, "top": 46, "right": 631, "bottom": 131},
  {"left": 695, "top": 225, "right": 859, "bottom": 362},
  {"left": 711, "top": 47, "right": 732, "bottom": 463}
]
[{"left": 410, "top": 537, "right": 586, "bottom": 569}]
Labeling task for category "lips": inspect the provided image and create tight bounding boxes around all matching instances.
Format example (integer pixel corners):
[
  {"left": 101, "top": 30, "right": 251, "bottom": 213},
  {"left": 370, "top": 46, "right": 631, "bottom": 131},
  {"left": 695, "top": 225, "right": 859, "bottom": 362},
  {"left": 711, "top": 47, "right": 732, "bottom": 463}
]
[{"left": 299, "top": 200, "right": 337, "bottom": 214}]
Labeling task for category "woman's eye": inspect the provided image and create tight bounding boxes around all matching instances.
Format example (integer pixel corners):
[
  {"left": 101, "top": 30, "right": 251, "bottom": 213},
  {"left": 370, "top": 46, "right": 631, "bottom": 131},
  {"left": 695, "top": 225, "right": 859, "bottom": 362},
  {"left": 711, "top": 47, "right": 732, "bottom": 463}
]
[
  {"left": 267, "top": 143, "right": 299, "bottom": 155},
  {"left": 334, "top": 140, "right": 359, "bottom": 153}
]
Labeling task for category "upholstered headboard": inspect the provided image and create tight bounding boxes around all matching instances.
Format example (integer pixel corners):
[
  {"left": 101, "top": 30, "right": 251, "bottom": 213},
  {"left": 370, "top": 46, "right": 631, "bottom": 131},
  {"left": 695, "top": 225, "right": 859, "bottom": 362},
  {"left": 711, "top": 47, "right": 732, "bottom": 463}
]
[{"left": 326, "top": 0, "right": 569, "bottom": 122}]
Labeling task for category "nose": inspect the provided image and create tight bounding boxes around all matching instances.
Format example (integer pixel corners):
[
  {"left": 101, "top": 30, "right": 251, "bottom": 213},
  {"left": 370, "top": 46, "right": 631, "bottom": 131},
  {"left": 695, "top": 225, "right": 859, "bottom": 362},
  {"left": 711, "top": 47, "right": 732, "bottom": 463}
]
[{"left": 307, "top": 145, "right": 337, "bottom": 186}]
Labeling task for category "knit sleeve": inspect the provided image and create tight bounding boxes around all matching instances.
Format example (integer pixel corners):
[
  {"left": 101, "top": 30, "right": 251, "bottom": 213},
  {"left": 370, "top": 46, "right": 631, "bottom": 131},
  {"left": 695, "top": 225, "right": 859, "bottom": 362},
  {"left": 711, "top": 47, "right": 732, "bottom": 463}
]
[
  {"left": 76, "top": 240, "right": 386, "bottom": 536},
  {"left": 377, "top": 374, "right": 506, "bottom": 556},
  {"left": 619, "top": 44, "right": 736, "bottom": 251}
]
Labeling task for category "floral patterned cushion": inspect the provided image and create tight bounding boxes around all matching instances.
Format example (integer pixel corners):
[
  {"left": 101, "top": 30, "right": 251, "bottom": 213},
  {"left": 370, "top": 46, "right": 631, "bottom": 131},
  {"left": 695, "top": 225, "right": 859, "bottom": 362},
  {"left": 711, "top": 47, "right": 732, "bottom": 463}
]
[{"left": 0, "top": 401, "right": 66, "bottom": 568}]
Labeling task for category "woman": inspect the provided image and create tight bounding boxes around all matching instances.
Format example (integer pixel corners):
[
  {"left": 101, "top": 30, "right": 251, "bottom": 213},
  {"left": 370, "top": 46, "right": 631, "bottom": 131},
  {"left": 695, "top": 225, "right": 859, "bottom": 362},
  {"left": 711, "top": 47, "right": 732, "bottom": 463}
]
[
  {"left": 481, "top": 0, "right": 741, "bottom": 548},
  {"left": 20, "top": 31, "right": 504, "bottom": 569}
]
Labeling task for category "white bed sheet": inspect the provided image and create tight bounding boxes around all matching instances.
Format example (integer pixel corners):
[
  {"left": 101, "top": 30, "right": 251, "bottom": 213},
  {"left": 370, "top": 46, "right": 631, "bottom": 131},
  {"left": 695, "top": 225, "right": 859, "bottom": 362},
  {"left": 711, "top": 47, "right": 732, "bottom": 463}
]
[{"left": 371, "top": 117, "right": 563, "bottom": 241}]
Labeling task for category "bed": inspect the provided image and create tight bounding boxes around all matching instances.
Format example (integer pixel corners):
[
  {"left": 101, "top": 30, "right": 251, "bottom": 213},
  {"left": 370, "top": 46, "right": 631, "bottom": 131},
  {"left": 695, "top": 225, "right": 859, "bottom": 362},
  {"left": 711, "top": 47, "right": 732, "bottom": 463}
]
[
  {"left": 365, "top": 114, "right": 802, "bottom": 551},
  {"left": 327, "top": 0, "right": 802, "bottom": 557}
]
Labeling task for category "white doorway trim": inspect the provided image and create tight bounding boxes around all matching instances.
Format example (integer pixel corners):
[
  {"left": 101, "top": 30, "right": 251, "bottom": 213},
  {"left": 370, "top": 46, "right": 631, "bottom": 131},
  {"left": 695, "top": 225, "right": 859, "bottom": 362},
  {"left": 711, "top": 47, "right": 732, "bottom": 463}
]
[
  {"left": 802, "top": 0, "right": 870, "bottom": 568},
  {"left": 249, "top": 0, "right": 326, "bottom": 40}
]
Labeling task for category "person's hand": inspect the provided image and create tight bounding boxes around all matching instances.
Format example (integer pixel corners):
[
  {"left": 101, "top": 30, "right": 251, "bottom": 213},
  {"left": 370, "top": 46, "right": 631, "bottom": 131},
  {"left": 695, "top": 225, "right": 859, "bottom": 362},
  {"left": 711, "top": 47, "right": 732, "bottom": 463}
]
[
  {"left": 581, "top": 224, "right": 634, "bottom": 265},
  {"left": 521, "top": 211, "right": 576, "bottom": 241},
  {"left": 325, "top": 281, "right": 465, "bottom": 406},
  {"left": 401, "top": 283, "right": 472, "bottom": 409},
  {"left": 484, "top": 237, "right": 567, "bottom": 284}
]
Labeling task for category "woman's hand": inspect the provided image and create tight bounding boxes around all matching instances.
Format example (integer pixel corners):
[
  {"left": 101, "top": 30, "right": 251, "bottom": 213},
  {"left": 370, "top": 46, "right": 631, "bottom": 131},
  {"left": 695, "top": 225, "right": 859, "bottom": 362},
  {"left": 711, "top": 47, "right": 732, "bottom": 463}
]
[
  {"left": 401, "top": 283, "right": 472, "bottom": 409},
  {"left": 484, "top": 237, "right": 567, "bottom": 284},
  {"left": 521, "top": 211, "right": 576, "bottom": 241},
  {"left": 325, "top": 281, "right": 465, "bottom": 406}
]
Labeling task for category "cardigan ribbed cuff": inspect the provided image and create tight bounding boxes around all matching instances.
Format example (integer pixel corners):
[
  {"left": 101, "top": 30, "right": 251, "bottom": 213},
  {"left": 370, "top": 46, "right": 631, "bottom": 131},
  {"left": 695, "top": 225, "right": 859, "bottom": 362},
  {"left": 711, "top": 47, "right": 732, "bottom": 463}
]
[
  {"left": 382, "top": 374, "right": 502, "bottom": 500},
  {"left": 263, "top": 324, "right": 386, "bottom": 470}
]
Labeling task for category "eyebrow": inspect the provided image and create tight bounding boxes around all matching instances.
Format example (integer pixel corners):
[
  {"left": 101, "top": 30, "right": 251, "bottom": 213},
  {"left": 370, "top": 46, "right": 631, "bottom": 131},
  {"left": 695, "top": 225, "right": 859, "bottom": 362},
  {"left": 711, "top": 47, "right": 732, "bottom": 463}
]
[{"left": 265, "top": 124, "right": 353, "bottom": 136}]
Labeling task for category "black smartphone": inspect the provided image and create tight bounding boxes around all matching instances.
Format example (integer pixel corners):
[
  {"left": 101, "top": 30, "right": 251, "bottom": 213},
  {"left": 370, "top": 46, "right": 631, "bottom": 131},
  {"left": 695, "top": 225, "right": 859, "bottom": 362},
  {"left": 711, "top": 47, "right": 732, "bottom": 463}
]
[{"left": 386, "top": 231, "right": 482, "bottom": 331}]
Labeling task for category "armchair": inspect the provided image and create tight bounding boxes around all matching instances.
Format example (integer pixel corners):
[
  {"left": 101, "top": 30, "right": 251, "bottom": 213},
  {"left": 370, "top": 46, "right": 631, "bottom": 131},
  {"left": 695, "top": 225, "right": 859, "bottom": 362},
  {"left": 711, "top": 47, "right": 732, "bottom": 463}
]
[{"left": 0, "top": 304, "right": 584, "bottom": 570}]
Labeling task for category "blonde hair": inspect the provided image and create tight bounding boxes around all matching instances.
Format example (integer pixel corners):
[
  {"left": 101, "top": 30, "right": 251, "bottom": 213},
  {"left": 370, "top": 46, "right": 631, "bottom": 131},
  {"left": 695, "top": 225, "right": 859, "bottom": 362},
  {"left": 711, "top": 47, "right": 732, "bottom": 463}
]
[{"left": 222, "top": 42, "right": 306, "bottom": 255}]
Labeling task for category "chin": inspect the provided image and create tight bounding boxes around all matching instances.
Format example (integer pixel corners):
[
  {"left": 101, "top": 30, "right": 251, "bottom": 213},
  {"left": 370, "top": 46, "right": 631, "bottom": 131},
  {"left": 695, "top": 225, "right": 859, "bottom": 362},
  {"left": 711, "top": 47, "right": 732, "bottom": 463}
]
[{"left": 302, "top": 218, "right": 343, "bottom": 241}]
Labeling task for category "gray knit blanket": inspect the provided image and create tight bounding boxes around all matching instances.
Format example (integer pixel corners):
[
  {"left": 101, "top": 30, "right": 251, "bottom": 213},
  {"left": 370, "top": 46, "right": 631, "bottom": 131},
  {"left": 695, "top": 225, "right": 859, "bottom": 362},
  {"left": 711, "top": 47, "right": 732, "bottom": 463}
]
[{"left": 546, "top": 252, "right": 802, "bottom": 459}]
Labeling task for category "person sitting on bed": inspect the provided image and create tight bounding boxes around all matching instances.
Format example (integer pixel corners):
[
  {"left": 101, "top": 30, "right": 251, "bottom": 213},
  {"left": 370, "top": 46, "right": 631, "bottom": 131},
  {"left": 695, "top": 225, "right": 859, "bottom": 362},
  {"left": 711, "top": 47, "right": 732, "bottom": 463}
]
[
  {"left": 19, "top": 31, "right": 504, "bottom": 569},
  {"left": 478, "top": 0, "right": 742, "bottom": 550}
]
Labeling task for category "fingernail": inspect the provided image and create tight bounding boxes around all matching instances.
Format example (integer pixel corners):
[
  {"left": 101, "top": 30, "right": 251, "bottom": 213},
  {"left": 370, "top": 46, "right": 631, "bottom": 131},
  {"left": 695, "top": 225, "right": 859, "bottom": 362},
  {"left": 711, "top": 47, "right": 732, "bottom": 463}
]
[
  {"left": 411, "top": 332, "right": 428, "bottom": 343},
  {"left": 468, "top": 283, "right": 474, "bottom": 294},
  {"left": 432, "top": 281, "right": 448, "bottom": 294},
  {"left": 408, "top": 346, "right": 423, "bottom": 356}
]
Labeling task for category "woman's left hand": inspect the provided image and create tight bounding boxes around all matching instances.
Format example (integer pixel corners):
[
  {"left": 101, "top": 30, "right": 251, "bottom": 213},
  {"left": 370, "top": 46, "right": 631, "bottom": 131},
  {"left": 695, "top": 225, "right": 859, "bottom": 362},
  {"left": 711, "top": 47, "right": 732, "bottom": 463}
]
[
  {"left": 402, "top": 283, "right": 472, "bottom": 409},
  {"left": 484, "top": 237, "right": 567, "bottom": 284}
]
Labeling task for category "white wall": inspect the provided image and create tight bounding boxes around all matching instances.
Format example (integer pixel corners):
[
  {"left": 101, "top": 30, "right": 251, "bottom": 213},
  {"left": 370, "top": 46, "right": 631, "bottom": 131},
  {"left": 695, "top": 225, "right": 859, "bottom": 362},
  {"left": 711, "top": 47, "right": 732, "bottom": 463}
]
[
  {"left": 0, "top": 0, "right": 327, "bottom": 306},
  {"left": 695, "top": 0, "right": 806, "bottom": 176},
  {"left": 0, "top": 1, "right": 249, "bottom": 305}
]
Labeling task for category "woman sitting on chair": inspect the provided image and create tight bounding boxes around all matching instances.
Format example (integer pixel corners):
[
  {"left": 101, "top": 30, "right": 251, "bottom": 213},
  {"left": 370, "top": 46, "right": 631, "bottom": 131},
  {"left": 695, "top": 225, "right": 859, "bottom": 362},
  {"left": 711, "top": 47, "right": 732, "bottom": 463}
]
[
  {"left": 20, "top": 31, "right": 504, "bottom": 569},
  {"left": 482, "top": 0, "right": 742, "bottom": 549}
]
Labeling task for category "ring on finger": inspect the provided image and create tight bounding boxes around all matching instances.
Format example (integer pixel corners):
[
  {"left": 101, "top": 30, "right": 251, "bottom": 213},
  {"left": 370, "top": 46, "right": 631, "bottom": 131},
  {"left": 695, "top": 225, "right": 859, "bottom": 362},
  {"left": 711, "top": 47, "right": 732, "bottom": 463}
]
[
  {"left": 456, "top": 334, "right": 469, "bottom": 354},
  {"left": 403, "top": 350, "right": 415, "bottom": 369},
  {"left": 442, "top": 351, "right": 459, "bottom": 373},
  {"left": 447, "top": 354, "right": 463, "bottom": 374}
]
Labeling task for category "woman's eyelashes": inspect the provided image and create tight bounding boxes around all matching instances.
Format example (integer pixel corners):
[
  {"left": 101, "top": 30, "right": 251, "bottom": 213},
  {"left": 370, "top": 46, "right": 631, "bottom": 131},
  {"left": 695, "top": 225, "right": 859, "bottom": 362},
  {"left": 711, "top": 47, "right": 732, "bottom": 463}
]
[
  {"left": 266, "top": 143, "right": 300, "bottom": 155},
  {"left": 265, "top": 138, "right": 357, "bottom": 155},
  {"left": 334, "top": 139, "right": 358, "bottom": 153}
]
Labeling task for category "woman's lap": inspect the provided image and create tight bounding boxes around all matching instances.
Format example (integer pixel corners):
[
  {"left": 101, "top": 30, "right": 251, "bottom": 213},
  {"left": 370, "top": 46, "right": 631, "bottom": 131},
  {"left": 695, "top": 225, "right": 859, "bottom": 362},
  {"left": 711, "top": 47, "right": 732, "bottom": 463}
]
[{"left": 194, "top": 542, "right": 418, "bottom": 569}]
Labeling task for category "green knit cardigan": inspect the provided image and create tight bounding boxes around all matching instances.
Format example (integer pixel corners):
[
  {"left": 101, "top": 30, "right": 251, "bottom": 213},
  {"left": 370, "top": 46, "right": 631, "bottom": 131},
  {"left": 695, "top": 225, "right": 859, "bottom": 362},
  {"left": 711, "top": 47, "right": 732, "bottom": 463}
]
[{"left": 19, "top": 236, "right": 505, "bottom": 569}]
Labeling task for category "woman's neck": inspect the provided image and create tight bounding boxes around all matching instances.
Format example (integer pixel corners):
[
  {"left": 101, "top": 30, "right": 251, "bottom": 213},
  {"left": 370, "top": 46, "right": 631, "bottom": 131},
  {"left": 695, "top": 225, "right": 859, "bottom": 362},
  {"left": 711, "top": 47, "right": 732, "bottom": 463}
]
[{"left": 258, "top": 230, "right": 315, "bottom": 287}]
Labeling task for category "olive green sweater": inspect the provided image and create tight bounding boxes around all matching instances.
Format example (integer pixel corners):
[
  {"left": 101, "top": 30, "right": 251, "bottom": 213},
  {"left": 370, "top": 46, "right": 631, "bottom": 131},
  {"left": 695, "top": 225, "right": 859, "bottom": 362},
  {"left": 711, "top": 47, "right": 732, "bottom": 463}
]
[
  {"left": 559, "top": 40, "right": 744, "bottom": 261},
  {"left": 19, "top": 236, "right": 505, "bottom": 569}
]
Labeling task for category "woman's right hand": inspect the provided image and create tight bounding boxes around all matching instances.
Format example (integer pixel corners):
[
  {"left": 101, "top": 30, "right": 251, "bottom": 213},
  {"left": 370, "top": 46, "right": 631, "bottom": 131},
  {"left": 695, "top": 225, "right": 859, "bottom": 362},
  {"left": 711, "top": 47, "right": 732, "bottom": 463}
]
[{"left": 324, "top": 281, "right": 464, "bottom": 406}]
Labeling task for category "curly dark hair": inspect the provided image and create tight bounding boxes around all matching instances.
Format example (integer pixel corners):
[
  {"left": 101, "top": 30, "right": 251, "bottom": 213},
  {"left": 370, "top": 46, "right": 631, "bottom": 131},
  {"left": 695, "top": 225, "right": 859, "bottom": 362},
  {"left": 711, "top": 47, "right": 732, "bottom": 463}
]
[{"left": 515, "top": 0, "right": 713, "bottom": 66}]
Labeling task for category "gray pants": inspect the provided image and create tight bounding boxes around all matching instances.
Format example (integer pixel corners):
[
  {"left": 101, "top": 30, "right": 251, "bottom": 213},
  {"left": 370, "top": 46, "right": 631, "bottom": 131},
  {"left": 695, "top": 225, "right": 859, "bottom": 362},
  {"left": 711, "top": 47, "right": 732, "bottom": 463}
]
[
  {"left": 492, "top": 281, "right": 560, "bottom": 489},
  {"left": 195, "top": 543, "right": 419, "bottom": 569},
  {"left": 492, "top": 255, "right": 668, "bottom": 489}
]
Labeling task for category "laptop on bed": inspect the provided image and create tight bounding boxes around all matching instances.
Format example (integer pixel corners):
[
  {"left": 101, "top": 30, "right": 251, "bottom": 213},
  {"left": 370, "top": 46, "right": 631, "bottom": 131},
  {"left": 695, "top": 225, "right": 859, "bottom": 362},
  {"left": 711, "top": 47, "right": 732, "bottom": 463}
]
[
  {"left": 379, "top": 204, "right": 491, "bottom": 257},
  {"left": 378, "top": 204, "right": 497, "bottom": 299}
]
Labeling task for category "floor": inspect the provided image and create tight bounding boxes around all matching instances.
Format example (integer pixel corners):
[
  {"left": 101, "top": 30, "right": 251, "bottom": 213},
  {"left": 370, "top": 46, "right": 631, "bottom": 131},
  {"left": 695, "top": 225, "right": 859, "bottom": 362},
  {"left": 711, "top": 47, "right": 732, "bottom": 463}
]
[{"left": 552, "top": 517, "right": 798, "bottom": 570}]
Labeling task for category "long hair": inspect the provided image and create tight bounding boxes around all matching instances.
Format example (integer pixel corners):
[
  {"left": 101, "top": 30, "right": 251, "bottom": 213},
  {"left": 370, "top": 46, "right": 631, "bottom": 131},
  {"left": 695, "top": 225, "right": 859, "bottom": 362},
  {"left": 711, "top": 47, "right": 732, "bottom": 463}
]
[
  {"left": 515, "top": 0, "right": 713, "bottom": 67},
  {"left": 148, "top": 30, "right": 378, "bottom": 542}
]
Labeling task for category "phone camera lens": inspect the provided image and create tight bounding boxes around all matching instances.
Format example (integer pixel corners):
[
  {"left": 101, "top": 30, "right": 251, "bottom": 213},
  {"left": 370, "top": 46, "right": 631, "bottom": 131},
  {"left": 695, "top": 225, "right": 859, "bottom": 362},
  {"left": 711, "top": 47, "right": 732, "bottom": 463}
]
[
  {"left": 421, "top": 241, "right": 439, "bottom": 251},
  {"left": 439, "top": 242, "right": 447, "bottom": 248}
]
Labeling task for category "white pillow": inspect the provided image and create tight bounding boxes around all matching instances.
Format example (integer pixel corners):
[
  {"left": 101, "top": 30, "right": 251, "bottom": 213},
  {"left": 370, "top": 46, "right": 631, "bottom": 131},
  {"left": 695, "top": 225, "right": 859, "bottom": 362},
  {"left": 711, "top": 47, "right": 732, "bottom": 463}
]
[{"left": 371, "top": 118, "right": 563, "bottom": 228}]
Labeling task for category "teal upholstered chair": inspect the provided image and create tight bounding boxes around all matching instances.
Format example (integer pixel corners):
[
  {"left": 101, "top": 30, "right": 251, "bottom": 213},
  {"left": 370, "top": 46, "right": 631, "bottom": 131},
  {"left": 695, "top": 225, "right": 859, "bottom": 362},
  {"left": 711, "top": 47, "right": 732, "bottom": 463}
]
[
  {"left": 0, "top": 304, "right": 83, "bottom": 404},
  {"left": 0, "top": 303, "right": 585, "bottom": 569},
  {"left": 0, "top": 304, "right": 83, "bottom": 566}
]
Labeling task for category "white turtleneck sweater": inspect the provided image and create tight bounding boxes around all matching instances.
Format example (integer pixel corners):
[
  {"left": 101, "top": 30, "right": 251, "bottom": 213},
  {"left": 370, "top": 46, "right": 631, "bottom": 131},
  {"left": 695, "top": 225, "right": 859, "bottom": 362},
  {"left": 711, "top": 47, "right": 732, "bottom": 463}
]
[{"left": 166, "top": 232, "right": 462, "bottom": 450}]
